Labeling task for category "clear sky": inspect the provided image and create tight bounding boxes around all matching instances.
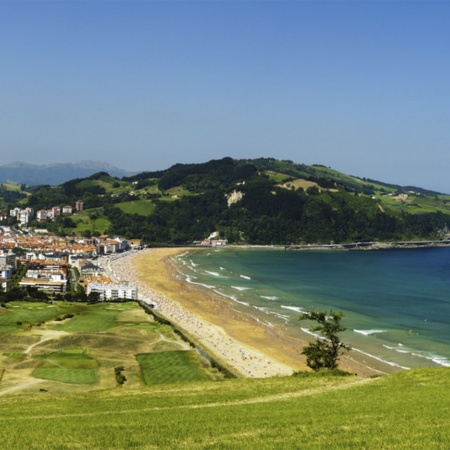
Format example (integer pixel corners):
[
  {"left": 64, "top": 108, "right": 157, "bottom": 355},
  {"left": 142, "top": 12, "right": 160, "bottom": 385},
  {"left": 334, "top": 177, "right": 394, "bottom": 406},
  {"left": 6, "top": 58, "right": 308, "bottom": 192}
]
[{"left": 1, "top": 1, "right": 450, "bottom": 192}]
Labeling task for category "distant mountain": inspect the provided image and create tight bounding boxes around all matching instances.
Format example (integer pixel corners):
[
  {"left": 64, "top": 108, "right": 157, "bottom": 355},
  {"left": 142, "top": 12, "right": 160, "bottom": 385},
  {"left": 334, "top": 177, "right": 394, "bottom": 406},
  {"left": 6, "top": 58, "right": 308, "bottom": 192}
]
[{"left": 0, "top": 161, "right": 135, "bottom": 186}]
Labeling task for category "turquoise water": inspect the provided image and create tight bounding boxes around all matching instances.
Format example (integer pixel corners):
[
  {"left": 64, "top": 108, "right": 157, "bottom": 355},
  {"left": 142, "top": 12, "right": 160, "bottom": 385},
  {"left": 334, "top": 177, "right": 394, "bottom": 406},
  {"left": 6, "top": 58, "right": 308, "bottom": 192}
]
[{"left": 175, "top": 247, "right": 450, "bottom": 370}]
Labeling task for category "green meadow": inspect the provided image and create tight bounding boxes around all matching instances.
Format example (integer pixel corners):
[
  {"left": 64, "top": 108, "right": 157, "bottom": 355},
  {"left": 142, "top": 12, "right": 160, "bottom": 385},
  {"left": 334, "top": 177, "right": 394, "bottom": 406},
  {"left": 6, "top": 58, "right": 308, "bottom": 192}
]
[
  {"left": 116, "top": 199, "right": 156, "bottom": 216},
  {"left": 0, "top": 369, "right": 449, "bottom": 449}
]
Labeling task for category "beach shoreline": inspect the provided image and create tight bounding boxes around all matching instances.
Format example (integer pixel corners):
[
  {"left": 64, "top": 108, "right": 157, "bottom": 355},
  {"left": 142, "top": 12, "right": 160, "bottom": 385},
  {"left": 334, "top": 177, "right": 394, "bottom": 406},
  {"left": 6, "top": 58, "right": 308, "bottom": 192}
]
[{"left": 109, "top": 248, "right": 401, "bottom": 378}]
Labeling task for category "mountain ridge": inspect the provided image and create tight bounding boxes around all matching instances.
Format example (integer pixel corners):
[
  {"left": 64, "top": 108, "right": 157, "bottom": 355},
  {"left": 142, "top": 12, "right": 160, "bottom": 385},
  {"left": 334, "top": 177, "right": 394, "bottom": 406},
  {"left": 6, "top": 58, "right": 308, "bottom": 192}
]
[{"left": 0, "top": 160, "right": 135, "bottom": 185}]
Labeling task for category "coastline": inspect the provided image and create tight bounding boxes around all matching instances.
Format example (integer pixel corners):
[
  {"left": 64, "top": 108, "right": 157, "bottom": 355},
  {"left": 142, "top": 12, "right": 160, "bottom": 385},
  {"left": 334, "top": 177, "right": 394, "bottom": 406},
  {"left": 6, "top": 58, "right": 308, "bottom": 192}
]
[{"left": 110, "top": 248, "right": 401, "bottom": 378}]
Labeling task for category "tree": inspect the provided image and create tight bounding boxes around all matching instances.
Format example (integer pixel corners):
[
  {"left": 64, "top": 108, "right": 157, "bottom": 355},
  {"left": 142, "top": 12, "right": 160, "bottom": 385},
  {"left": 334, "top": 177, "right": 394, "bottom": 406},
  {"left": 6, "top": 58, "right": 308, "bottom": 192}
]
[{"left": 299, "top": 310, "right": 350, "bottom": 370}]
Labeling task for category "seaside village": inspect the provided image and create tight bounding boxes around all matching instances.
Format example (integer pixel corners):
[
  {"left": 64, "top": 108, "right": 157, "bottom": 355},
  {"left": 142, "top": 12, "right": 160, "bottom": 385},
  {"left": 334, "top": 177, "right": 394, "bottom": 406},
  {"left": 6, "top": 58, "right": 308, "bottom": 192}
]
[
  {"left": 0, "top": 203, "right": 228, "bottom": 302},
  {"left": 0, "top": 202, "right": 145, "bottom": 301}
]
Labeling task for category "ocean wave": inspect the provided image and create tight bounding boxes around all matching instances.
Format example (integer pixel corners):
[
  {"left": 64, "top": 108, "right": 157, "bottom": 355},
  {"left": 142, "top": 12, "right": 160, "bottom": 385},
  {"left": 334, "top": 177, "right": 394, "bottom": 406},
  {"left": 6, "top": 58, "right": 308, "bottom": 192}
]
[
  {"left": 352, "top": 348, "right": 410, "bottom": 371},
  {"left": 273, "top": 313, "right": 291, "bottom": 322},
  {"left": 231, "top": 286, "right": 251, "bottom": 291},
  {"left": 382, "top": 344, "right": 450, "bottom": 368},
  {"left": 254, "top": 306, "right": 270, "bottom": 313},
  {"left": 212, "top": 289, "right": 250, "bottom": 306},
  {"left": 185, "top": 277, "right": 216, "bottom": 289},
  {"left": 354, "top": 329, "right": 386, "bottom": 336},
  {"left": 240, "top": 274, "right": 251, "bottom": 280},
  {"left": 205, "top": 270, "right": 222, "bottom": 277},
  {"left": 300, "top": 328, "right": 410, "bottom": 371},
  {"left": 427, "top": 355, "right": 450, "bottom": 367},
  {"left": 261, "top": 296, "right": 278, "bottom": 301},
  {"left": 281, "top": 305, "right": 306, "bottom": 314},
  {"left": 301, "top": 327, "right": 320, "bottom": 338}
]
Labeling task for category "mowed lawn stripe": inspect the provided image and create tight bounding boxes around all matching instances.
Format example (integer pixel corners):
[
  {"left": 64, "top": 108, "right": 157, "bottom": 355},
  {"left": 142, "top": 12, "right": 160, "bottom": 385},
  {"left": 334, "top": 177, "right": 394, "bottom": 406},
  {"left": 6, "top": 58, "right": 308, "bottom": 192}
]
[
  {"left": 53, "top": 305, "right": 120, "bottom": 332},
  {"left": 137, "top": 351, "right": 213, "bottom": 385},
  {"left": 32, "top": 350, "right": 99, "bottom": 384}
]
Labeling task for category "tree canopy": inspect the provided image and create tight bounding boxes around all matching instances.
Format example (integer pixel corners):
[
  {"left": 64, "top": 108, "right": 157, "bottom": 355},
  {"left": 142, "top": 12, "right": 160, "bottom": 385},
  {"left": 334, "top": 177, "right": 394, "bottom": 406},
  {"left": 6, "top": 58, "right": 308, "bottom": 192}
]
[{"left": 299, "top": 310, "right": 350, "bottom": 371}]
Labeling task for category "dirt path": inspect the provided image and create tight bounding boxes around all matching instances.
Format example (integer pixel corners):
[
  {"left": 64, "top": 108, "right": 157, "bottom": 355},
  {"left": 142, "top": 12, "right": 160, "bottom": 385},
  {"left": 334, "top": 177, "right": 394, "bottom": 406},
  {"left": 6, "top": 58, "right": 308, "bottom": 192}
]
[
  {"left": 25, "top": 337, "right": 52, "bottom": 354},
  {"left": 24, "top": 330, "right": 68, "bottom": 354},
  {"left": 1, "top": 376, "right": 376, "bottom": 418},
  {"left": 157, "top": 332, "right": 191, "bottom": 350},
  {"left": 0, "top": 379, "right": 44, "bottom": 397}
]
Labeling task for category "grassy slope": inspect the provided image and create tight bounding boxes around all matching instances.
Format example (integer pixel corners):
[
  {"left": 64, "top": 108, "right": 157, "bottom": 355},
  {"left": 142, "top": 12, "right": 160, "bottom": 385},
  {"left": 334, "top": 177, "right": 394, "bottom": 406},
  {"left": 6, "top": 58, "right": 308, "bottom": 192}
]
[
  {"left": 116, "top": 199, "right": 155, "bottom": 216},
  {"left": 71, "top": 210, "right": 111, "bottom": 234},
  {"left": 271, "top": 165, "right": 450, "bottom": 217},
  {"left": 0, "top": 368, "right": 449, "bottom": 449}
]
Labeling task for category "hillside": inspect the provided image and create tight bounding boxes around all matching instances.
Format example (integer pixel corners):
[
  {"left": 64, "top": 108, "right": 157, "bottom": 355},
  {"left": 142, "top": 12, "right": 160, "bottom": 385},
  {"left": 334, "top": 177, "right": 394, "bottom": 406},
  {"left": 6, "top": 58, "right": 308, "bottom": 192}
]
[
  {"left": 19, "top": 157, "right": 450, "bottom": 245},
  {"left": 1, "top": 368, "right": 449, "bottom": 448}
]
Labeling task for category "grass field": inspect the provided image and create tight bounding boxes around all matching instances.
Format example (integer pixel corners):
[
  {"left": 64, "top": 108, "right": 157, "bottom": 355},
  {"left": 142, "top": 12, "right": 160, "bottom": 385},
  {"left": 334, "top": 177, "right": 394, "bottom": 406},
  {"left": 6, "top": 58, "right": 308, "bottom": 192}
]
[
  {"left": 116, "top": 199, "right": 155, "bottom": 216},
  {"left": 33, "top": 349, "right": 98, "bottom": 384},
  {"left": 0, "top": 301, "right": 222, "bottom": 395},
  {"left": 137, "top": 351, "right": 215, "bottom": 385},
  {"left": 71, "top": 210, "right": 111, "bottom": 235},
  {"left": 0, "top": 368, "right": 449, "bottom": 448}
]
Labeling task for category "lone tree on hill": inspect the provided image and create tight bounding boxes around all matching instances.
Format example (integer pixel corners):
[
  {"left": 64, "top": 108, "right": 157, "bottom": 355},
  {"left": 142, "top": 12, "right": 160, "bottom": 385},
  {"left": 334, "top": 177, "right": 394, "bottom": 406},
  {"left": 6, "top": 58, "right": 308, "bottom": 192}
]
[{"left": 299, "top": 310, "right": 350, "bottom": 371}]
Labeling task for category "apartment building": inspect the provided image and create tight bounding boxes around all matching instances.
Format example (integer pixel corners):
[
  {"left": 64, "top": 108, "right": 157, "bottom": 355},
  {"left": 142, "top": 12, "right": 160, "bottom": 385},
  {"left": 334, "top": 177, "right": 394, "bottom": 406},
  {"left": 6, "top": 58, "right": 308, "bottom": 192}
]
[{"left": 86, "top": 281, "right": 138, "bottom": 301}]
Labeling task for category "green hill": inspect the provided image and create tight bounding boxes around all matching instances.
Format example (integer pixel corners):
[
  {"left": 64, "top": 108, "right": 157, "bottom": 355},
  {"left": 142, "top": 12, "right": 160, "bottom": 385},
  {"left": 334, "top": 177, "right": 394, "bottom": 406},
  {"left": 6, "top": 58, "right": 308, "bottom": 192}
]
[
  {"left": 1, "top": 368, "right": 449, "bottom": 449},
  {"left": 22, "top": 157, "right": 450, "bottom": 244}
]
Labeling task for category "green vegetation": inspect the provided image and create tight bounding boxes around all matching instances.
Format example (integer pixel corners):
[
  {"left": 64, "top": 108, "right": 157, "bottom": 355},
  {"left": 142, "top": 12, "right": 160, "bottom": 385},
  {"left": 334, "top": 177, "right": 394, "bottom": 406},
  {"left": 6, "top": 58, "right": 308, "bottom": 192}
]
[
  {"left": 0, "top": 302, "right": 60, "bottom": 333},
  {"left": 33, "top": 350, "right": 98, "bottom": 384},
  {"left": 299, "top": 310, "right": 350, "bottom": 371},
  {"left": 52, "top": 304, "right": 120, "bottom": 332},
  {"left": 20, "top": 157, "right": 450, "bottom": 244},
  {"left": 137, "top": 351, "right": 215, "bottom": 385},
  {"left": 0, "top": 183, "right": 29, "bottom": 211},
  {"left": 116, "top": 199, "right": 155, "bottom": 216},
  {"left": 0, "top": 302, "right": 222, "bottom": 394},
  {"left": 70, "top": 210, "right": 111, "bottom": 235},
  {"left": 0, "top": 368, "right": 449, "bottom": 448}
]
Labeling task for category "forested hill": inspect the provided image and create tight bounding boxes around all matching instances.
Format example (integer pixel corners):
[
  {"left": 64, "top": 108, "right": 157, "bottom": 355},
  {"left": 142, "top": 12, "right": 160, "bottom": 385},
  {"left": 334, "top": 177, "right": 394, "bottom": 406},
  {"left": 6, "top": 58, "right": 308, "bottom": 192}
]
[{"left": 21, "top": 157, "right": 450, "bottom": 245}]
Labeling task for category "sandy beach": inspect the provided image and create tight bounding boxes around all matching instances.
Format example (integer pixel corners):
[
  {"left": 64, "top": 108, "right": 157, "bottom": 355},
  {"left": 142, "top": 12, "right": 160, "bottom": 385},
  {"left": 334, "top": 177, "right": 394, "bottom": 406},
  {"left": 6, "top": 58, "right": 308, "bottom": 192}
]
[{"left": 108, "top": 248, "right": 396, "bottom": 378}]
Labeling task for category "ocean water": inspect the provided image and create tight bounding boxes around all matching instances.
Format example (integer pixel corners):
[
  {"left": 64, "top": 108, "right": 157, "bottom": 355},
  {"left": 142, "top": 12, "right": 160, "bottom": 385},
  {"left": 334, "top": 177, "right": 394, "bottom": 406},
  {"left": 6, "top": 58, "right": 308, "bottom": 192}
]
[{"left": 174, "top": 247, "right": 450, "bottom": 371}]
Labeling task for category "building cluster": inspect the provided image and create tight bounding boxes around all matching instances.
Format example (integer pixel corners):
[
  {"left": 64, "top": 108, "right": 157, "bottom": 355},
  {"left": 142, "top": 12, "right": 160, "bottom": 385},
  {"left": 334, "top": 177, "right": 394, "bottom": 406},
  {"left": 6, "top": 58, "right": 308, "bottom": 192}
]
[
  {"left": 18, "top": 258, "right": 68, "bottom": 294},
  {"left": 0, "top": 226, "right": 141, "bottom": 301},
  {"left": 3, "top": 201, "right": 85, "bottom": 225},
  {"left": 200, "top": 231, "right": 228, "bottom": 247}
]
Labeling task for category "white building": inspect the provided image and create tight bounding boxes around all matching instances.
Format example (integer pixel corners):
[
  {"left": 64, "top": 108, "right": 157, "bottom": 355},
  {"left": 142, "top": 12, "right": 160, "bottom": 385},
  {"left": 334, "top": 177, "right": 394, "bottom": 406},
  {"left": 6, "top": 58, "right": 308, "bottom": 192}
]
[
  {"left": 10, "top": 207, "right": 34, "bottom": 225},
  {"left": 86, "top": 282, "right": 138, "bottom": 301},
  {"left": 62, "top": 205, "right": 73, "bottom": 215}
]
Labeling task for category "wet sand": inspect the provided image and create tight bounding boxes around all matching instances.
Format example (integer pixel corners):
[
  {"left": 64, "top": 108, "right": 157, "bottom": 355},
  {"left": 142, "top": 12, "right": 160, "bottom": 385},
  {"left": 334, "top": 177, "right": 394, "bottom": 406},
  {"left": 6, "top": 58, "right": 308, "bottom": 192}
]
[{"left": 110, "top": 248, "right": 397, "bottom": 378}]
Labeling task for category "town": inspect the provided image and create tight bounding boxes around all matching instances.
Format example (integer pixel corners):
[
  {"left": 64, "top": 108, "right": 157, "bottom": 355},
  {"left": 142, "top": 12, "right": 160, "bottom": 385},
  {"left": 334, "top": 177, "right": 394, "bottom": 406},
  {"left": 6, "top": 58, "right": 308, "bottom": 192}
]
[{"left": 0, "top": 218, "right": 143, "bottom": 303}]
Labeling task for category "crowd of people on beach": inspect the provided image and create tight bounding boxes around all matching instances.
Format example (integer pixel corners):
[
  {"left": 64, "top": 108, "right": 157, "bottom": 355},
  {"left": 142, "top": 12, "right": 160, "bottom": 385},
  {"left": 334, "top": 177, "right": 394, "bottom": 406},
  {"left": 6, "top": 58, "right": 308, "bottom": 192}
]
[{"left": 101, "top": 249, "right": 292, "bottom": 378}]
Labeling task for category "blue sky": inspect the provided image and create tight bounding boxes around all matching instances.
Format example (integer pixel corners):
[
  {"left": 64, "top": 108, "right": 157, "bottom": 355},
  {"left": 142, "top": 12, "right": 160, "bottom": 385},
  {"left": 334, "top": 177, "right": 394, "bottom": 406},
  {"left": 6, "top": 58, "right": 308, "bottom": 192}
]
[{"left": 1, "top": 1, "right": 450, "bottom": 192}]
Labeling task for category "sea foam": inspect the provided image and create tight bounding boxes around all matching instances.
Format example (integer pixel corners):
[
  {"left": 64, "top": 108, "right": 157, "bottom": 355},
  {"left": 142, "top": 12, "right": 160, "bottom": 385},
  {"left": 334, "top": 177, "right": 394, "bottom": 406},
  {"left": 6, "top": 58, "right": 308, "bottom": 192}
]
[
  {"left": 354, "top": 329, "right": 386, "bottom": 336},
  {"left": 261, "top": 296, "right": 279, "bottom": 301},
  {"left": 281, "top": 305, "right": 306, "bottom": 314}
]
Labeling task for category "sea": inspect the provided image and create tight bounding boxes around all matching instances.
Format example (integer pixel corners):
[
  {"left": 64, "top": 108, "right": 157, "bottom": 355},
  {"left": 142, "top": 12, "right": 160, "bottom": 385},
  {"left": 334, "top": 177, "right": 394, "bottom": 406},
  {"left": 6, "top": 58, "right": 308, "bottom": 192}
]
[{"left": 174, "top": 246, "right": 450, "bottom": 371}]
